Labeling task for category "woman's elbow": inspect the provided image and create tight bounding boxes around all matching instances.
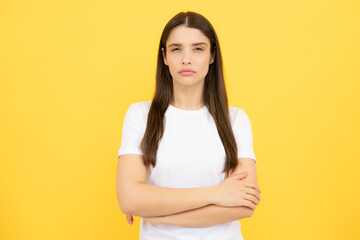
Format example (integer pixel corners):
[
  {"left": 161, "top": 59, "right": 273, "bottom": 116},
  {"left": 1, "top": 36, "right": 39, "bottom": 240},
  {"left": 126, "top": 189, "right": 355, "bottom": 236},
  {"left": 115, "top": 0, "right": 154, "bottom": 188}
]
[
  {"left": 243, "top": 207, "right": 256, "bottom": 219},
  {"left": 116, "top": 185, "right": 135, "bottom": 215},
  {"left": 116, "top": 194, "right": 131, "bottom": 214},
  {"left": 117, "top": 198, "right": 132, "bottom": 214},
  {"left": 247, "top": 209, "right": 255, "bottom": 218}
]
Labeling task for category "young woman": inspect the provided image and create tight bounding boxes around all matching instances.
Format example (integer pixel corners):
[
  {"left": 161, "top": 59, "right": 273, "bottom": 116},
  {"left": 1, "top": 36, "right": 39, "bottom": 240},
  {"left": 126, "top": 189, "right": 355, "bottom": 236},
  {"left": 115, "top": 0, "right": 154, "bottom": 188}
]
[{"left": 116, "top": 11, "right": 261, "bottom": 240}]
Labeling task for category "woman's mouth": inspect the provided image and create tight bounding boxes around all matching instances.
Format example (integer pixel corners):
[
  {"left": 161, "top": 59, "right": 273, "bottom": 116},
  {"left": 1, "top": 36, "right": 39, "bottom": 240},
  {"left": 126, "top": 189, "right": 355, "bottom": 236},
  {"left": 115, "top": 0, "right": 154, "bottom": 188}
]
[{"left": 179, "top": 69, "right": 196, "bottom": 76}]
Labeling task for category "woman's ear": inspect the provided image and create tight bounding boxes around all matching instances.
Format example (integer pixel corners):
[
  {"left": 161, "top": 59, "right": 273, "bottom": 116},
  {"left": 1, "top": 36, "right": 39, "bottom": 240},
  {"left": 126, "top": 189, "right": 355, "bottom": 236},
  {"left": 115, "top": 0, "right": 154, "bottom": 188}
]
[
  {"left": 209, "top": 46, "right": 216, "bottom": 64},
  {"left": 161, "top": 47, "right": 168, "bottom": 65},
  {"left": 209, "top": 55, "right": 215, "bottom": 64}
]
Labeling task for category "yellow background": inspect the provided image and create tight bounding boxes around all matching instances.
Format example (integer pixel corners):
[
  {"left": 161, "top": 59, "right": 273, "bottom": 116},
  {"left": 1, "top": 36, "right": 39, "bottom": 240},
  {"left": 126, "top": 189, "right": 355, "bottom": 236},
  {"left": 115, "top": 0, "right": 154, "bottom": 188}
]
[{"left": 1, "top": 0, "right": 359, "bottom": 239}]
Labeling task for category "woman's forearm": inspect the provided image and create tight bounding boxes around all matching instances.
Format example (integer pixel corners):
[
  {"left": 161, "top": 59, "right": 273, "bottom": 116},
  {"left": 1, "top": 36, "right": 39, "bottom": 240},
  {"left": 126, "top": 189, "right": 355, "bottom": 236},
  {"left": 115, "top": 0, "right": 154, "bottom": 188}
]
[
  {"left": 145, "top": 204, "right": 254, "bottom": 227},
  {"left": 120, "top": 183, "right": 218, "bottom": 218}
]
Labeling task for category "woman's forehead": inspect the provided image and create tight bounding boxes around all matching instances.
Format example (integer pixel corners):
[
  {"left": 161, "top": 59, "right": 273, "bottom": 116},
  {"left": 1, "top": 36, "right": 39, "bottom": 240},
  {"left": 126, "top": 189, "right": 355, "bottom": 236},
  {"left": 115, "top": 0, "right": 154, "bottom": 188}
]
[{"left": 166, "top": 26, "right": 210, "bottom": 46}]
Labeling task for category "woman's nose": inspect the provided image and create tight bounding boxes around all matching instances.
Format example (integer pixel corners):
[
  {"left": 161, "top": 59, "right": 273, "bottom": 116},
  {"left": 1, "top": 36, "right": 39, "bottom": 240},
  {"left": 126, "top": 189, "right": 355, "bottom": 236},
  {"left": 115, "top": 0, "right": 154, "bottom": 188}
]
[{"left": 182, "top": 50, "right": 192, "bottom": 64}]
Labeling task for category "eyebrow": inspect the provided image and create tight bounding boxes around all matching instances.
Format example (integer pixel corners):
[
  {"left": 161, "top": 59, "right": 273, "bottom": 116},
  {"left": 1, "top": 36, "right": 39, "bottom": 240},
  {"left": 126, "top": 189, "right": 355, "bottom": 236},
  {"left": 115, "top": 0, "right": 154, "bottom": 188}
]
[{"left": 168, "top": 42, "right": 208, "bottom": 48}]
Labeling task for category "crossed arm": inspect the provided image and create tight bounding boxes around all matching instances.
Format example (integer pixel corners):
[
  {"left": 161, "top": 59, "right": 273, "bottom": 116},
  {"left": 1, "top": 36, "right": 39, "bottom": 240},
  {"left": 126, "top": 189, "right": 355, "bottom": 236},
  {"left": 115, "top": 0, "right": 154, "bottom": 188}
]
[
  {"left": 127, "top": 158, "right": 259, "bottom": 227},
  {"left": 140, "top": 203, "right": 255, "bottom": 227}
]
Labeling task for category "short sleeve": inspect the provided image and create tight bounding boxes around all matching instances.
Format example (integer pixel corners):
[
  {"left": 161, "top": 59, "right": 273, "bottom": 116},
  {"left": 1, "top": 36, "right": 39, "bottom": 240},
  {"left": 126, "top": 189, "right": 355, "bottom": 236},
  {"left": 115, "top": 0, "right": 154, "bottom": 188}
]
[
  {"left": 233, "top": 109, "right": 257, "bottom": 163},
  {"left": 117, "top": 104, "right": 144, "bottom": 158}
]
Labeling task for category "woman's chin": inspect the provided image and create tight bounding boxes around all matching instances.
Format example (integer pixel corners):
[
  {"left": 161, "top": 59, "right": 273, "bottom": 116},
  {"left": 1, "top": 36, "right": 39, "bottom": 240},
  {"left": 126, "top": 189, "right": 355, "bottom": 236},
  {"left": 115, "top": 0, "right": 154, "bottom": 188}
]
[{"left": 173, "top": 78, "right": 205, "bottom": 88}]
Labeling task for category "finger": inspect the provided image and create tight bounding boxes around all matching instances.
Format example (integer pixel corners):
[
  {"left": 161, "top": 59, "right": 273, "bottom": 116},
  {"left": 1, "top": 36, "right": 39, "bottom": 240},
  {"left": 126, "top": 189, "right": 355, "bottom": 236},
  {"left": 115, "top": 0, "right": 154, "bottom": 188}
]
[
  {"left": 126, "top": 214, "right": 131, "bottom": 224},
  {"left": 244, "top": 182, "right": 261, "bottom": 194},
  {"left": 244, "top": 193, "right": 259, "bottom": 205},
  {"left": 243, "top": 182, "right": 256, "bottom": 188},
  {"left": 245, "top": 188, "right": 261, "bottom": 201},
  {"left": 256, "top": 185, "right": 261, "bottom": 194},
  {"left": 243, "top": 199, "right": 256, "bottom": 210},
  {"left": 126, "top": 214, "right": 134, "bottom": 225}
]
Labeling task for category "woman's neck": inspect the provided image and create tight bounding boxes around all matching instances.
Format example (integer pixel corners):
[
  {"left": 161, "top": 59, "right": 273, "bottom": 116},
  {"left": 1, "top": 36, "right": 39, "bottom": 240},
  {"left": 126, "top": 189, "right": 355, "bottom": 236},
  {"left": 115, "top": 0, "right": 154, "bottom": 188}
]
[{"left": 171, "top": 82, "right": 205, "bottom": 110}]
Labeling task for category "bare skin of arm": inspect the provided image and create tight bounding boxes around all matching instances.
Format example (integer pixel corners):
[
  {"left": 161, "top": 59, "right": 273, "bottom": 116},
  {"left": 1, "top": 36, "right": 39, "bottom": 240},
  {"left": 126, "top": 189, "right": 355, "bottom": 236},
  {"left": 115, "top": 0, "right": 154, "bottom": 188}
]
[
  {"left": 125, "top": 158, "right": 261, "bottom": 227},
  {"left": 117, "top": 154, "right": 221, "bottom": 217},
  {"left": 117, "top": 154, "right": 260, "bottom": 218}
]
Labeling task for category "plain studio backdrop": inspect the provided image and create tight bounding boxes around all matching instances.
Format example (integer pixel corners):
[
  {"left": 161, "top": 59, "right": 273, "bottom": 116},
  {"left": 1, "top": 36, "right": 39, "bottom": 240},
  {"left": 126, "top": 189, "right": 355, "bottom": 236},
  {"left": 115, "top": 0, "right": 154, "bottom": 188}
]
[{"left": 0, "top": 0, "right": 359, "bottom": 239}]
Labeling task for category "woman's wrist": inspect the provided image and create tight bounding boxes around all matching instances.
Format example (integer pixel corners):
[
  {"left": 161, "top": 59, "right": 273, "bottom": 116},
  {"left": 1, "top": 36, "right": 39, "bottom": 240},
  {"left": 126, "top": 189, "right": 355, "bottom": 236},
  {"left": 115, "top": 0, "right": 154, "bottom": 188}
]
[{"left": 207, "top": 186, "right": 219, "bottom": 206}]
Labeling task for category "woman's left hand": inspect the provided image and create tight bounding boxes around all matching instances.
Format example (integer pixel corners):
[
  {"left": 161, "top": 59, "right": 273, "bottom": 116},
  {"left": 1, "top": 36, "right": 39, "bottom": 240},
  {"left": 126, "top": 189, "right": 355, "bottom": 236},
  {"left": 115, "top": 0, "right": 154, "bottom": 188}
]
[{"left": 126, "top": 214, "right": 134, "bottom": 225}]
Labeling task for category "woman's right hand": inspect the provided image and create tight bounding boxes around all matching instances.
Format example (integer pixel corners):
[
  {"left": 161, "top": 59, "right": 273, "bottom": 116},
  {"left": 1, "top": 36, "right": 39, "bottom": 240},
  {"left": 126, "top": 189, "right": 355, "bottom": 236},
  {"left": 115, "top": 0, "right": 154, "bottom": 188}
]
[{"left": 213, "top": 172, "right": 261, "bottom": 209}]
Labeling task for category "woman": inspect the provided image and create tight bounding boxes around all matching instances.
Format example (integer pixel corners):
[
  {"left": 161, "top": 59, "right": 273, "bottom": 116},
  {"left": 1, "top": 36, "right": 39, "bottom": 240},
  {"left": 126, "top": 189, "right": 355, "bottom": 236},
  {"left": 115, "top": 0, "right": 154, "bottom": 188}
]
[{"left": 116, "top": 11, "right": 261, "bottom": 240}]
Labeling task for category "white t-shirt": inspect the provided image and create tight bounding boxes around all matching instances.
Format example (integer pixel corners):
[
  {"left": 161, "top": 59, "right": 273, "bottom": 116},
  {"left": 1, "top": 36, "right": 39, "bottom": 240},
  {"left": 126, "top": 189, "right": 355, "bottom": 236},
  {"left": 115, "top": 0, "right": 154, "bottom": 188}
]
[{"left": 118, "top": 101, "right": 256, "bottom": 240}]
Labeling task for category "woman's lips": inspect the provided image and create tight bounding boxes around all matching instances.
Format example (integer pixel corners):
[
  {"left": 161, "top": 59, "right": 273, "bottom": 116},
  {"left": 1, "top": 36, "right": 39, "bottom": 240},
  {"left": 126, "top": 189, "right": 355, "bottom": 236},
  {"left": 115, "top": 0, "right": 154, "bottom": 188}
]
[
  {"left": 179, "top": 69, "right": 196, "bottom": 76},
  {"left": 180, "top": 71, "right": 195, "bottom": 76}
]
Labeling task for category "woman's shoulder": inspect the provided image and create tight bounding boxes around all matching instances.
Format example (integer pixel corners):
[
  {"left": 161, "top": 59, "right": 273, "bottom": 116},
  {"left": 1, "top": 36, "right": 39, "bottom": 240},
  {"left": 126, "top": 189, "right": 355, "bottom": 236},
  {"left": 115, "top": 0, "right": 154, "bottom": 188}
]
[
  {"left": 228, "top": 105, "right": 245, "bottom": 118},
  {"left": 122, "top": 101, "right": 151, "bottom": 128},
  {"left": 130, "top": 101, "right": 152, "bottom": 111},
  {"left": 228, "top": 106, "right": 251, "bottom": 127},
  {"left": 125, "top": 101, "right": 152, "bottom": 119}
]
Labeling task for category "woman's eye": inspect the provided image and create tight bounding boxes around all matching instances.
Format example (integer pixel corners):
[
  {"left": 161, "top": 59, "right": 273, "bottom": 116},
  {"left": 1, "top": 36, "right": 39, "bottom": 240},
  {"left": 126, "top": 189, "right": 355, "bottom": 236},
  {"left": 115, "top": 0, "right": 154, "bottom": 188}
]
[{"left": 170, "top": 48, "right": 203, "bottom": 52}]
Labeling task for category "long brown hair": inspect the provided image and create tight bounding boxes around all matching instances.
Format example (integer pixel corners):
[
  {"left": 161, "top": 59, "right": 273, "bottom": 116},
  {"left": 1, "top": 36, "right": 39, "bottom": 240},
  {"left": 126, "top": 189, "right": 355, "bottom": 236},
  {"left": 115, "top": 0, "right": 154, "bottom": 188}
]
[{"left": 140, "top": 11, "right": 239, "bottom": 178}]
